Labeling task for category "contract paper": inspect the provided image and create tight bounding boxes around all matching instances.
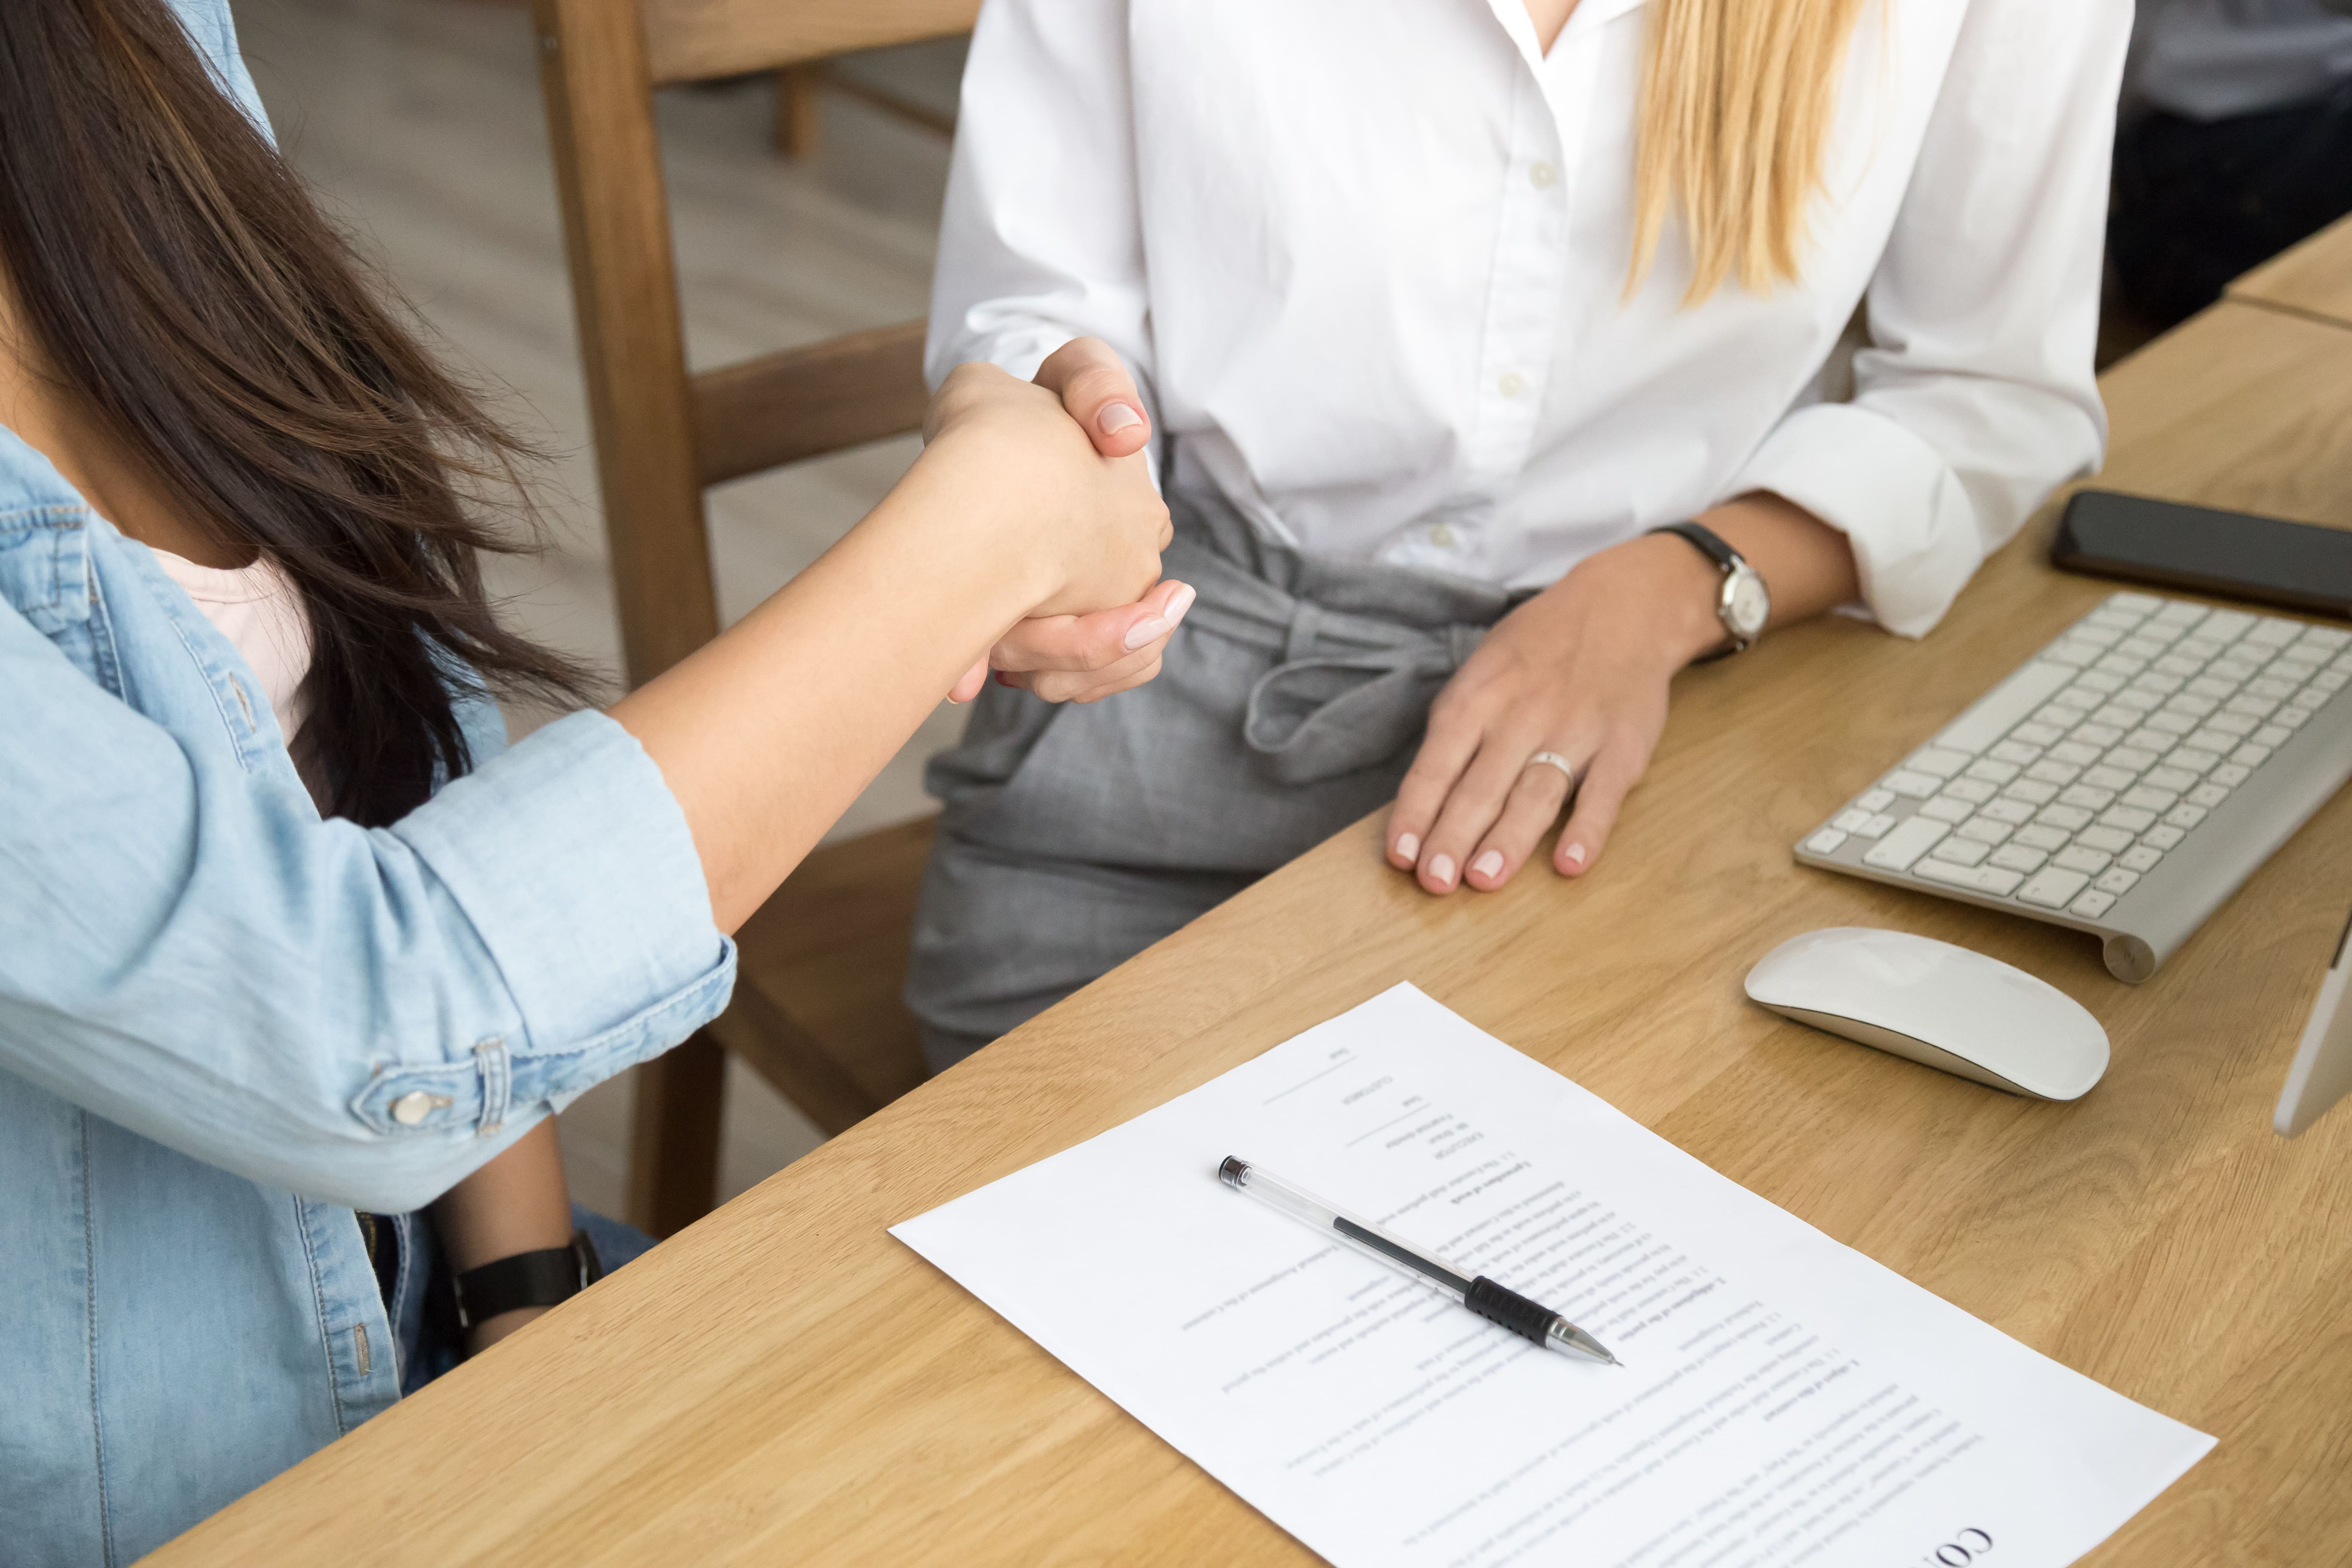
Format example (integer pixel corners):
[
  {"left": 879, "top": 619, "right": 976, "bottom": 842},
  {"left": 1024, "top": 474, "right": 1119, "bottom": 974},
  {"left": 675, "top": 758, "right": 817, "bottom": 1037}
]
[{"left": 894, "top": 985, "right": 2212, "bottom": 1568}]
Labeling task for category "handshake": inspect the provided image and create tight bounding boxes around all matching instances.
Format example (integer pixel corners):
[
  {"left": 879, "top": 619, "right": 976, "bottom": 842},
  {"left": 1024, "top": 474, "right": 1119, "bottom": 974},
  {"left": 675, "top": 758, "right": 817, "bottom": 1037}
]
[{"left": 921, "top": 337, "right": 1195, "bottom": 709}]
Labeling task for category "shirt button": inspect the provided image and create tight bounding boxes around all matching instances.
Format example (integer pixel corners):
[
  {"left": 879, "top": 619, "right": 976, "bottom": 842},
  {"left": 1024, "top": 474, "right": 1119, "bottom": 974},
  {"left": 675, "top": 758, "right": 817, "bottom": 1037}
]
[
  {"left": 1497, "top": 371, "right": 1527, "bottom": 398},
  {"left": 1430, "top": 523, "right": 1458, "bottom": 549},
  {"left": 389, "top": 1090, "right": 447, "bottom": 1126},
  {"left": 1529, "top": 161, "right": 1557, "bottom": 190}
]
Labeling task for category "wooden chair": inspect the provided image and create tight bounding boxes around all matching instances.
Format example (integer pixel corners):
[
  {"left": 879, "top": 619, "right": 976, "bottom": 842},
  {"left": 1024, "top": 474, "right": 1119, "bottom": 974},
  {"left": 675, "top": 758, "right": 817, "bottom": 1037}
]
[{"left": 530, "top": 0, "right": 980, "bottom": 1237}]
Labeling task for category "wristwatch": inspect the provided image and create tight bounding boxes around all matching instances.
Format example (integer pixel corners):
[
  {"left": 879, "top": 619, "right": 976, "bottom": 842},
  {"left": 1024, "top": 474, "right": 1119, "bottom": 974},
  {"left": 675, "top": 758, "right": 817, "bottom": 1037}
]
[
  {"left": 1648, "top": 521, "right": 1770, "bottom": 662},
  {"left": 450, "top": 1230, "right": 603, "bottom": 1332}
]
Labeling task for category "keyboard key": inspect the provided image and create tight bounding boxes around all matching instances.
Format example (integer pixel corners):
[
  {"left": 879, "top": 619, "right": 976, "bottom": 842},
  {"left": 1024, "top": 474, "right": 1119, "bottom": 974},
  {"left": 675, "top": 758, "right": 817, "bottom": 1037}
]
[
  {"left": 2146, "top": 711, "right": 2197, "bottom": 735},
  {"left": 2304, "top": 624, "right": 2351, "bottom": 646},
  {"left": 2225, "top": 695, "right": 2279, "bottom": 719},
  {"left": 1908, "top": 747, "right": 1971, "bottom": 777},
  {"left": 2185, "top": 729, "right": 2238, "bottom": 755},
  {"left": 1854, "top": 813, "right": 1896, "bottom": 838},
  {"left": 1920, "top": 796, "right": 1974, "bottom": 824},
  {"left": 2097, "top": 808, "right": 2156, "bottom": 835},
  {"left": 2076, "top": 671, "right": 2126, "bottom": 695},
  {"left": 2254, "top": 724, "right": 2289, "bottom": 748},
  {"left": 1856, "top": 788, "right": 1895, "bottom": 811},
  {"left": 2075, "top": 624, "right": 2125, "bottom": 647},
  {"left": 1957, "top": 817, "right": 2011, "bottom": 845},
  {"left": 2278, "top": 706, "right": 2314, "bottom": 729},
  {"left": 2271, "top": 661, "right": 2318, "bottom": 685},
  {"left": 2039, "top": 803, "right": 2093, "bottom": 830},
  {"left": 2248, "top": 677, "right": 2296, "bottom": 701},
  {"left": 2154, "top": 654, "right": 2203, "bottom": 677},
  {"left": 2144, "top": 824, "right": 2187, "bottom": 850},
  {"left": 2069, "top": 890, "right": 2117, "bottom": 919},
  {"left": 2165, "top": 802, "right": 2209, "bottom": 830},
  {"left": 2055, "top": 845, "right": 2112, "bottom": 873},
  {"left": 2119, "top": 636, "right": 2168, "bottom": 659},
  {"left": 2092, "top": 705, "right": 2142, "bottom": 729},
  {"left": 2011, "top": 720, "right": 2066, "bottom": 746},
  {"left": 2168, "top": 747, "right": 2220, "bottom": 775},
  {"left": 2209, "top": 763, "right": 2250, "bottom": 787},
  {"left": 1806, "top": 829, "right": 1848, "bottom": 854},
  {"left": 2120, "top": 845, "right": 2163, "bottom": 873},
  {"left": 2077, "top": 826, "right": 2135, "bottom": 854},
  {"left": 1988, "top": 740, "right": 2042, "bottom": 765},
  {"left": 1965, "top": 759, "right": 2020, "bottom": 784},
  {"left": 1914, "top": 859, "right": 2026, "bottom": 897},
  {"left": 2058, "top": 784, "right": 2115, "bottom": 811},
  {"left": 2123, "top": 729, "right": 2176, "bottom": 753},
  {"left": 2108, "top": 592, "right": 2163, "bottom": 613},
  {"left": 1991, "top": 844, "right": 2048, "bottom": 873},
  {"left": 1833, "top": 808, "right": 1874, "bottom": 833},
  {"left": 1863, "top": 816, "right": 1948, "bottom": 871},
  {"left": 2130, "top": 670, "right": 2184, "bottom": 693},
  {"left": 2110, "top": 690, "right": 2163, "bottom": 712},
  {"left": 1882, "top": 770, "right": 1940, "bottom": 798},
  {"left": 1979, "top": 798, "right": 2036, "bottom": 824},
  {"left": 2094, "top": 867, "right": 2140, "bottom": 895},
  {"left": 2000, "top": 779, "right": 2060, "bottom": 805},
  {"left": 2046, "top": 643, "right": 2097, "bottom": 668},
  {"left": 2081, "top": 766, "right": 2136, "bottom": 791},
  {"left": 2105, "top": 746, "right": 2159, "bottom": 772},
  {"left": 2118, "top": 786, "right": 2176, "bottom": 812},
  {"left": 2207, "top": 712, "right": 2260, "bottom": 738},
  {"left": 2233, "top": 743, "right": 2273, "bottom": 768},
  {"left": 2187, "top": 677, "right": 2238, "bottom": 700},
  {"left": 2049, "top": 741, "right": 2101, "bottom": 766},
  {"left": 1930, "top": 837, "right": 1991, "bottom": 867},
  {"left": 2019, "top": 867, "right": 2092, "bottom": 908},
  {"left": 2154, "top": 601, "right": 2209, "bottom": 626},
  {"left": 2316, "top": 670, "right": 2350, "bottom": 692},
  {"left": 1945, "top": 777, "right": 1998, "bottom": 802},
  {"left": 2248, "top": 618, "right": 2300, "bottom": 646},
  {"left": 2146, "top": 766, "right": 2197, "bottom": 791},
  {"left": 2201, "top": 610, "right": 2255, "bottom": 640},
  {"left": 2014, "top": 824, "right": 2071, "bottom": 851},
  {"left": 2026, "top": 760, "right": 2080, "bottom": 786},
  {"left": 2096, "top": 654, "right": 2149, "bottom": 677},
  {"left": 2032, "top": 704, "right": 2084, "bottom": 729},
  {"left": 2208, "top": 659, "right": 2258, "bottom": 683},
  {"left": 2163, "top": 693, "right": 2218, "bottom": 718},
  {"left": 2187, "top": 783, "right": 2229, "bottom": 809}
]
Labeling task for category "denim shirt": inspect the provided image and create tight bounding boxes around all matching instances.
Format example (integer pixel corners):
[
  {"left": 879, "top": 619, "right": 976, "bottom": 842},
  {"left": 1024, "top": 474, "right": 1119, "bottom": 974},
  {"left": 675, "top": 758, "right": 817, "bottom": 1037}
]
[{"left": 0, "top": 8, "right": 736, "bottom": 1562}]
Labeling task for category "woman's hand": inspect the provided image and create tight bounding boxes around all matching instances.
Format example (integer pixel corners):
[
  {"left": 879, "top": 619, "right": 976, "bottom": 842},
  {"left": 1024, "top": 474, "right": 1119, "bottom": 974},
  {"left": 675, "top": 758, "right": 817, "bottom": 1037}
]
[
  {"left": 942, "top": 337, "right": 1195, "bottom": 705},
  {"left": 1386, "top": 494, "right": 1860, "bottom": 894}
]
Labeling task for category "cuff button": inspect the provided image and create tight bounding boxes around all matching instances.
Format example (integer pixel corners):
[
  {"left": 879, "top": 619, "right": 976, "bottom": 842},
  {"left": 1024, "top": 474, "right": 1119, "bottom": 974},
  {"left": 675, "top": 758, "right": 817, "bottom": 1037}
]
[{"left": 390, "top": 1090, "right": 453, "bottom": 1126}]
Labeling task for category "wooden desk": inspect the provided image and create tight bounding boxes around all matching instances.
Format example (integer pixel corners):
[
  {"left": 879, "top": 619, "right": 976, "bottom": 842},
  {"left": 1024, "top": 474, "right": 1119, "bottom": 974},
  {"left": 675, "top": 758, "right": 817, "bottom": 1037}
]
[
  {"left": 2229, "top": 211, "right": 2352, "bottom": 331},
  {"left": 156, "top": 302, "right": 2352, "bottom": 1565}
]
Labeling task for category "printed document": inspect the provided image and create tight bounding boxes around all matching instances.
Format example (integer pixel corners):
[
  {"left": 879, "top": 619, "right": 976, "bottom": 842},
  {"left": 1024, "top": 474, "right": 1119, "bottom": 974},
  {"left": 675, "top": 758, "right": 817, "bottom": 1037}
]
[{"left": 893, "top": 985, "right": 2212, "bottom": 1567}]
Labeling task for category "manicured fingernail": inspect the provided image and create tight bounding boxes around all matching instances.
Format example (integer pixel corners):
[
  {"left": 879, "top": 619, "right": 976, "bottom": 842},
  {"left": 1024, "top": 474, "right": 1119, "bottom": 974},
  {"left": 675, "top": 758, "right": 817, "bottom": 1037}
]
[
  {"left": 1471, "top": 850, "right": 1504, "bottom": 881},
  {"left": 1098, "top": 401, "right": 1143, "bottom": 435},
  {"left": 1560, "top": 842, "right": 1587, "bottom": 870},
  {"left": 947, "top": 693, "right": 966, "bottom": 705},
  {"left": 1428, "top": 854, "right": 1456, "bottom": 888},
  {"left": 1123, "top": 614, "right": 1171, "bottom": 651},
  {"left": 1394, "top": 832, "right": 1419, "bottom": 863},
  {"left": 1164, "top": 583, "right": 1197, "bottom": 626}
]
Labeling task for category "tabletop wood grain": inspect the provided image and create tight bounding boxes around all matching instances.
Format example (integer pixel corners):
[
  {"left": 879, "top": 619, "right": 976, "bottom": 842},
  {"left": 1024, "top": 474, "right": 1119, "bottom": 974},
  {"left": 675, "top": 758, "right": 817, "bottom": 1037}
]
[
  {"left": 2230, "top": 212, "right": 2352, "bottom": 332},
  {"left": 150, "top": 300, "right": 2352, "bottom": 1566}
]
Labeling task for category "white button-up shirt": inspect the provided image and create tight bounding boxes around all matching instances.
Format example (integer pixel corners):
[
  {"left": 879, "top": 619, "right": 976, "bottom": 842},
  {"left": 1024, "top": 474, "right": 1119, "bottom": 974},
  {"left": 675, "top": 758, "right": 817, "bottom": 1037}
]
[{"left": 931, "top": 0, "right": 2130, "bottom": 637}]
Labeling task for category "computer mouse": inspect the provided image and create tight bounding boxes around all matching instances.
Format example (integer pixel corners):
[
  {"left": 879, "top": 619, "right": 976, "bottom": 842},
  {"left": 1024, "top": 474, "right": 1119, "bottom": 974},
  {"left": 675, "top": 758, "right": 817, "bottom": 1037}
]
[{"left": 1743, "top": 927, "right": 2108, "bottom": 1101}]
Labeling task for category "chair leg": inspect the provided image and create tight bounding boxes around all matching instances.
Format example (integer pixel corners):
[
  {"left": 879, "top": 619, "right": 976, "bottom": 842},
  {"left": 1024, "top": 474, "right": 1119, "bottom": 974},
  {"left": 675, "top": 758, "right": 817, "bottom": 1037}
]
[
  {"left": 774, "top": 66, "right": 824, "bottom": 160},
  {"left": 627, "top": 1030, "right": 726, "bottom": 1238}
]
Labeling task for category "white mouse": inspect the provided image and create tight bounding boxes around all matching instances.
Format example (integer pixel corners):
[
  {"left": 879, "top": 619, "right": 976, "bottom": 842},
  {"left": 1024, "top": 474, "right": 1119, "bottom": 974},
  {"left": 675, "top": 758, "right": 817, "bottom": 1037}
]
[{"left": 1743, "top": 928, "right": 2108, "bottom": 1101}]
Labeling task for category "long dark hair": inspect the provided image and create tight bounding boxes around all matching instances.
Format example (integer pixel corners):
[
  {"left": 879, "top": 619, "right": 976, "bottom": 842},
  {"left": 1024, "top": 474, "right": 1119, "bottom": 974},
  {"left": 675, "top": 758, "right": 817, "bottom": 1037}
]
[{"left": 0, "top": 0, "right": 592, "bottom": 825}]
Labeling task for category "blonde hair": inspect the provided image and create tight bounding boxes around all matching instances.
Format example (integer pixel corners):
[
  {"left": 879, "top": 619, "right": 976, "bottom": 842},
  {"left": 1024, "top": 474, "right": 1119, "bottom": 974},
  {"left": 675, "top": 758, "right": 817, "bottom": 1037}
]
[{"left": 1629, "top": 0, "right": 1874, "bottom": 303}]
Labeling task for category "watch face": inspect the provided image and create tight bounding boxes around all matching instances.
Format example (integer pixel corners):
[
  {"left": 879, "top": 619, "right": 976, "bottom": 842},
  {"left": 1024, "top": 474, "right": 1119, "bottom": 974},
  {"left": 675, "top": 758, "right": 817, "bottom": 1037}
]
[{"left": 1725, "top": 570, "right": 1771, "bottom": 639}]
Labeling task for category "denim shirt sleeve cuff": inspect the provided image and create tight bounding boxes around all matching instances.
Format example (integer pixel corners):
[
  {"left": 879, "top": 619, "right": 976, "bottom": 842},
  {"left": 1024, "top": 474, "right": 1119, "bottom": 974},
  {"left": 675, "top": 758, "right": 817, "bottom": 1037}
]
[{"left": 384, "top": 710, "right": 735, "bottom": 1093}]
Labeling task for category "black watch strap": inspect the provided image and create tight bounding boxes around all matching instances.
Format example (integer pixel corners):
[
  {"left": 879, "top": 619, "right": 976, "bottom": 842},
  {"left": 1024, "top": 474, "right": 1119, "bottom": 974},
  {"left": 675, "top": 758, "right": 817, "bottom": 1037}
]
[
  {"left": 451, "top": 1231, "right": 602, "bottom": 1331},
  {"left": 1647, "top": 520, "right": 1743, "bottom": 571}
]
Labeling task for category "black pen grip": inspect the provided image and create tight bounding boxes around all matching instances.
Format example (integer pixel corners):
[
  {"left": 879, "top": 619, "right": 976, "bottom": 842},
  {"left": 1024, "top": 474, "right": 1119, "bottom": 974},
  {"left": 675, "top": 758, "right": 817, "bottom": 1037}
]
[{"left": 1466, "top": 1276, "right": 1555, "bottom": 1345}]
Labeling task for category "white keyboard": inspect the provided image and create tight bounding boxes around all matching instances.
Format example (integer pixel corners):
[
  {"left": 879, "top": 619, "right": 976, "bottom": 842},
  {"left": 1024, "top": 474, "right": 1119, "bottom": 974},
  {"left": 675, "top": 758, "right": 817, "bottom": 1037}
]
[{"left": 1796, "top": 592, "right": 2352, "bottom": 981}]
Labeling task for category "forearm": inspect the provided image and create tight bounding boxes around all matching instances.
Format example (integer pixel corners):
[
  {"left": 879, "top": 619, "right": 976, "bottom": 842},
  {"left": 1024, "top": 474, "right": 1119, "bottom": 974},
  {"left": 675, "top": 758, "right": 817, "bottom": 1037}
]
[
  {"left": 610, "top": 435, "right": 1057, "bottom": 934},
  {"left": 428, "top": 1117, "right": 574, "bottom": 1348}
]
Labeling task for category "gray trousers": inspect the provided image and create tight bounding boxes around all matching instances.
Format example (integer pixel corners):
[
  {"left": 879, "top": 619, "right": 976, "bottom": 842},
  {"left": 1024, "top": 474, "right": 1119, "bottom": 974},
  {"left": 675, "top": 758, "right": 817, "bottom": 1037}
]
[{"left": 906, "top": 489, "right": 1524, "bottom": 1068}]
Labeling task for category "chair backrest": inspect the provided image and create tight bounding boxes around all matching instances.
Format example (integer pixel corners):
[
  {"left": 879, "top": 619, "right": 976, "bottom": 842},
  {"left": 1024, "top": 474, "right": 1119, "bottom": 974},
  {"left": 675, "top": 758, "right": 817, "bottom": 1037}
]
[{"left": 530, "top": 0, "right": 981, "bottom": 687}]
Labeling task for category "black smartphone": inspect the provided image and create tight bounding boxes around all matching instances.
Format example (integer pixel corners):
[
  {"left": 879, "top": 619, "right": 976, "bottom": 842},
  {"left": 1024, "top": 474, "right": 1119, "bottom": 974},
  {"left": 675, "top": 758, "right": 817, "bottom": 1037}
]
[{"left": 2050, "top": 490, "right": 2352, "bottom": 619}]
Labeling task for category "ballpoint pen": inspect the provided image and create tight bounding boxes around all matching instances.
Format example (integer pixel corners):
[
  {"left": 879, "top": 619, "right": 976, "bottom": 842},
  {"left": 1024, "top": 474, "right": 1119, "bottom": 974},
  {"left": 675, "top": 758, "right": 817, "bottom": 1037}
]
[{"left": 1218, "top": 1156, "right": 1619, "bottom": 1366}]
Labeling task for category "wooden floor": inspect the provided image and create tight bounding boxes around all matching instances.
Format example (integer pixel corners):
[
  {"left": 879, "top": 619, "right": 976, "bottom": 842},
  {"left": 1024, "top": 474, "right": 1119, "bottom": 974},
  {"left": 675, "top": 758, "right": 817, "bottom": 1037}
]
[{"left": 235, "top": 0, "right": 968, "bottom": 1211}]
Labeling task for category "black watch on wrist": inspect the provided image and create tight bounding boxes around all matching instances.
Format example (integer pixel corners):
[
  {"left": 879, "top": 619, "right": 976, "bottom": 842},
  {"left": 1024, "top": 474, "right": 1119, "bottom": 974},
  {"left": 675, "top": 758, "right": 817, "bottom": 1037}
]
[
  {"left": 450, "top": 1230, "right": 603, "bottom": 1332},
  {"left": 1648, "top": 521, "right": 1770, "bottom": 662}
]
